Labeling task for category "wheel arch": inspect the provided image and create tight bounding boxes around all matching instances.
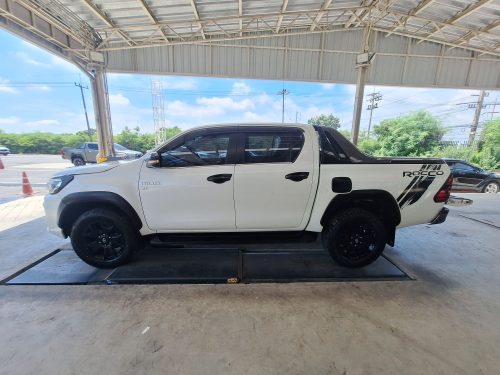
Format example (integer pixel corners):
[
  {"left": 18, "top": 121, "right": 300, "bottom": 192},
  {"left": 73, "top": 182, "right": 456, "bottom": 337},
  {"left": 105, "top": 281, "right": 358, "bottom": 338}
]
[
  {"left": 58, "top": 192, "right": 143, "bottom": 237},
  {"left": 320, "top": 189, "right": 401, "bottom": 246}
]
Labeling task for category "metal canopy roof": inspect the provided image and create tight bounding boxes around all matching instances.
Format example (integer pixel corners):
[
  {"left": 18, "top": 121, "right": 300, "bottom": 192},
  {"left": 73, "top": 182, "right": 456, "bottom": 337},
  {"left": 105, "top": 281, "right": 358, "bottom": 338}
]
[{"left": 1, "top": 0, "right": 499, "bottom": 88}]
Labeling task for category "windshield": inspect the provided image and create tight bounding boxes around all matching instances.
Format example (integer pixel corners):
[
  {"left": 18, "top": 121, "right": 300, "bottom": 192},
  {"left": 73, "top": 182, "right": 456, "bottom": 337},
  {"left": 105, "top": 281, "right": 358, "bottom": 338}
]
[{"left": 114, "top": 144, "right": 127, "bottom": 151}]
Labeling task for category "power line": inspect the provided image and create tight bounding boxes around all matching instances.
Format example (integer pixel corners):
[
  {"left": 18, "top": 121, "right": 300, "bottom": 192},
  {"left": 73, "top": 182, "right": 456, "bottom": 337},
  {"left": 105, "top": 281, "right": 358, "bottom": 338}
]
[{"left": 366, "top": 90, "right": 382, "bottom": 138}]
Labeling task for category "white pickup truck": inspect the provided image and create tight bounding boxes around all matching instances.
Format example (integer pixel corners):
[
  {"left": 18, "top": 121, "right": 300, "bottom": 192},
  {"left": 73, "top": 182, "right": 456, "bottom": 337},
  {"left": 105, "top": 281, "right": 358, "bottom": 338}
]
[{"left": 44, "top": 123, "right": 455, "bottom": 268}]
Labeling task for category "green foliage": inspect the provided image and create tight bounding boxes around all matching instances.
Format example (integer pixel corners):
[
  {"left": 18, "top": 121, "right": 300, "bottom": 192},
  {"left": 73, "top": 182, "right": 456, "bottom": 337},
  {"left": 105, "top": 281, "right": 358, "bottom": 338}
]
[
  {"left": 114, "top": 126, "right": 182, "bottom": 153},
  {"left": 435, "top": 119, "right": 500, "bottom": 170},
  {"left": 0, "top": 126, "right": 182, "bottom": 154},
  {"left": 307, "top": 114, "right": 341, "bottom": 129},
  {"left": 372, "top": 111, "right": 445, "bottom": 157},
  {"left": 357, "top": 138, "right": 379, "bottom": 155}
]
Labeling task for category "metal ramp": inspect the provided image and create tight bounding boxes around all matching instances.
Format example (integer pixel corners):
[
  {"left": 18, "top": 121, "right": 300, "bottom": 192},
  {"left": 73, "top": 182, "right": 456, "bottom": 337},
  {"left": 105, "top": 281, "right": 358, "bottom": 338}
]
[{"left": 2, "top": 245, "right": 410, "bottom": 285}]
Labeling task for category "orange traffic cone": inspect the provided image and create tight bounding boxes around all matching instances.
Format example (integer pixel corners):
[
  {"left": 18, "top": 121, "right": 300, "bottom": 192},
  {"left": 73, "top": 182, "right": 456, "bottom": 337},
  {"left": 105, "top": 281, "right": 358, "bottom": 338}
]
[
  {"left": 22, "top": 171, "right": 33, "bottom": 196},
  {"left": 0, "top": 158, "right": 4, "bottom": 170}
]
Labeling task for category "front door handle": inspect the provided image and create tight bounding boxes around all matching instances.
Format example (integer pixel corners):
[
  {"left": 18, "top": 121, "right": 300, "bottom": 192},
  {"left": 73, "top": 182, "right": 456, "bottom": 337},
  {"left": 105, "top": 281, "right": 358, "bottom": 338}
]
[
  {"left": 207, "top": 174, "right": 232, "bottom": 184},
  {"left": 285, "top": 172, "right": 309, "bottom": 182}
]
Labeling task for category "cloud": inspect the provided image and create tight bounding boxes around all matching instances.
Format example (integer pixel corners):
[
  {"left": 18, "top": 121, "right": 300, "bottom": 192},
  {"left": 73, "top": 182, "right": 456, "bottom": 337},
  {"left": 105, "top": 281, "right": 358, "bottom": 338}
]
[
  {"left": 321, "top": 83, "right": 336, "bottom": 90},
  {"left": 109, "top": 93, "right": 131, "bottom": 106},
  {"left": 0, "top": 116, "right": 20, "bottom": 125},
  {"left": 27, "top": 85, "right": 51, "bottom": 92},
  {"left": 11, "top": 51, "right": 51, "bottom": 68},
  {"left": 232, "top": 81, "right": 251, "bottom": 95},
  {"left": 25, "top": 119, "right": 60, "bottom": 127},
  {"left": 50, "top": 56, "right": 80, "bottom": 72},
  {"left": 196, "top": 97, "right": 254, "bottom": 111},
  {"left": 0, "top": 78, "right": 18, "bottom": 94},
  {"left": 163, "top": 78, "right": 198, "bottom": 90}
]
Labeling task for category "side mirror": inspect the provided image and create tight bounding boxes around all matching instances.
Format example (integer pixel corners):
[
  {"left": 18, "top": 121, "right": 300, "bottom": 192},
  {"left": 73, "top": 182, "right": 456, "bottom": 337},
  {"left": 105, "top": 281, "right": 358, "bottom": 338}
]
[{"left": 146, "top": 152, "right": 160, "bottom": 168}]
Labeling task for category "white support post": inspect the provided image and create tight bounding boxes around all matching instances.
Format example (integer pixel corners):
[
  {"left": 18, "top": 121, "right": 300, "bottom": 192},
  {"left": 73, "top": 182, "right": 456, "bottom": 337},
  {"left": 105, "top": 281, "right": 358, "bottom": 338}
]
[
  {"left": 90, "top": 67, "right": 115, "bottom": 161},
  {"left": 351, "top": 66, "right": 366, "bottom": 145}
]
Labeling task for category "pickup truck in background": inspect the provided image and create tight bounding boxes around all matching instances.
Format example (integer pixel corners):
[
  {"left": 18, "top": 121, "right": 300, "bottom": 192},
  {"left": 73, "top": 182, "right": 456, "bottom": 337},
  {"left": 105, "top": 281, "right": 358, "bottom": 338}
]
[
  {"left": 61, "top": 142, "right": 143, "bottom": 166},
  {"left": 45, "top": 123, "right": 468, "bottom": 269}
]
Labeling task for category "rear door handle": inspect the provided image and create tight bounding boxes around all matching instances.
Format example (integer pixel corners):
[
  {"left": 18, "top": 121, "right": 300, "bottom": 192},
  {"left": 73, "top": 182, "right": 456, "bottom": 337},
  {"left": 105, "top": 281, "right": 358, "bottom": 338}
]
[
  {"left": 207, "top": 174, "right": 232, "bottom": 184},
  {"left": 285, "top": 172, "right": 309, "bottom": 182}
]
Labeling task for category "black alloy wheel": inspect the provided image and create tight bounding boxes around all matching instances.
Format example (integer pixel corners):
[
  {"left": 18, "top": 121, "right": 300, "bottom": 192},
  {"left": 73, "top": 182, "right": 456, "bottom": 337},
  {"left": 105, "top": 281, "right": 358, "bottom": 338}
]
[
  {"left": 71, "top": 208, "right": 138, "bottom": 268},
  {"left": 322, "top": 208, "right": 387, "bottom": 268}
]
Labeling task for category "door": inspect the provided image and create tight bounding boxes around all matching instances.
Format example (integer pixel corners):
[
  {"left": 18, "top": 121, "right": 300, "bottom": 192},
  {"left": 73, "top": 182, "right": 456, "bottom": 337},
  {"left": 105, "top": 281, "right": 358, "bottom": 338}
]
[
  {"left": 139, "top": 131, "right": 237, "bottom": 231},
  {"left": 85, "top": 143, "right": 99, "bottom": 162},
  {"left": 233, "top": 128, "right": 315, "bottom": 230},
  {"left": 452, "top": 162, "right": 483, "bottom": 191}
]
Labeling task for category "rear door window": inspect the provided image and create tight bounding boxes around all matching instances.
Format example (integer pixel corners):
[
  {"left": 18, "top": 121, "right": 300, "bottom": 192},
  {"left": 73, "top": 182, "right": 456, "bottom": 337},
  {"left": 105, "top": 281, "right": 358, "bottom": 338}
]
[{"left": 243, "top": 131, "right": 304, "bottom": 164}]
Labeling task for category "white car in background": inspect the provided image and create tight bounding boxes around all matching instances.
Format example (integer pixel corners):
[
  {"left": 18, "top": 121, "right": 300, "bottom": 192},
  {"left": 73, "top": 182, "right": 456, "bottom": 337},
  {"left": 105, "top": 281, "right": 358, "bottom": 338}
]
[{"left": 0, "top": 146, "right": 10, "bottom": 155}]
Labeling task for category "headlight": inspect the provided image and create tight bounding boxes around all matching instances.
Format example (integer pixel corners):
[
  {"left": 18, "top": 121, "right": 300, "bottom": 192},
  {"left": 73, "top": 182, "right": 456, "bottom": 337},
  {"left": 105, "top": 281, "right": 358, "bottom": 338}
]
[{"left": 47, "top": 175, "right": 74, "bottom": 194}]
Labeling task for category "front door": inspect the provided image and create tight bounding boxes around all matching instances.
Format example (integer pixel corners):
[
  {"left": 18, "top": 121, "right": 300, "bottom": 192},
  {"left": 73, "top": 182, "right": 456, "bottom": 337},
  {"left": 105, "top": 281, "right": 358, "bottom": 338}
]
[
  {"left": 233, "top": 127, "right": 315, "bottom": 230},
  {"left": 139, "top": 130, "right": 237, "bottom": 231}
]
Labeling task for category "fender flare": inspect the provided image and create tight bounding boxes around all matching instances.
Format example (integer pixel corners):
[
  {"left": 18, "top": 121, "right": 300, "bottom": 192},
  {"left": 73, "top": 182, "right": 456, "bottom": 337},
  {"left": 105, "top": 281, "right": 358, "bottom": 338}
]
[{"left": 57, "top": 192, "right": 143, "bottom": 236}]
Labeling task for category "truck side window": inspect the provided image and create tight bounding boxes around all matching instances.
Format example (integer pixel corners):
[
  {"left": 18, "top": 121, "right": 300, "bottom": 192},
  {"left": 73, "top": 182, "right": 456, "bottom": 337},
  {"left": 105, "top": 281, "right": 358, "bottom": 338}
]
[
  {"left": 315, "top": 126, "right": 348, "bottom": 164},
  {"left": 87, "top": 143, "right": 98, "bottom": 150},
  {"left": 161, "top": 133, "right": 230, "bottom": 167},
  {"left": 243, "top": 131, "right": 304, "bottom": 164}
]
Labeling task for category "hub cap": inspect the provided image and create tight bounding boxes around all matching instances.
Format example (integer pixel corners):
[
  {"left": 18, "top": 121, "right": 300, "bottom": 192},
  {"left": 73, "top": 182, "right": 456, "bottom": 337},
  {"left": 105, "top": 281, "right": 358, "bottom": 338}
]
[
  {"left": 336, "top": 222, "right": 378, "bottom": 261},
  {"left": 82, "top": 219, "right": 125, "bottom": 261}
]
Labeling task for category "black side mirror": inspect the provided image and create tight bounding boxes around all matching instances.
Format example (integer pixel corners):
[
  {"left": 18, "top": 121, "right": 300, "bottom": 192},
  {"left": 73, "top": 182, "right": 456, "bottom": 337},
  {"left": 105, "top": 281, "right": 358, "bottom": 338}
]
[{"left": 146, "top": 152, "right": 160, "bottom": 168}]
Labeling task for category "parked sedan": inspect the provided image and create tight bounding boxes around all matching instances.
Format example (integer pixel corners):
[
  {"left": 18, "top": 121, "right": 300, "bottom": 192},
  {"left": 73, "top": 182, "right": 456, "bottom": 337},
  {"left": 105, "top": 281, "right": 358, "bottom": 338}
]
[
  {"left": 0, "top": 146, "right": 10, "bottom": 155},
  {"left": 444, "top": 159, "right": 499, "bottom": 193}
]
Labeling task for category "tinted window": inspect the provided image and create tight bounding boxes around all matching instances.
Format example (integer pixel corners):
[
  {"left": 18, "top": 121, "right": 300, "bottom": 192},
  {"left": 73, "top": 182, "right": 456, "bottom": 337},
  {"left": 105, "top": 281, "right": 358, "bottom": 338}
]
[
  {"left": 161, "top": 133, "right": 230, "bottom": 167},
  {"left": 87, "top": 143, "right": 98, "bottom": 150},
  {"left": 114, "top": 144, "right": 127, "bottom": 151},
  {"left": 244, "top": 131, "right": 304, "bottom": 164},
  {"left": 315, "top": 126, "right": 349, "bottom": 163},
  {"left": 454, "top": 162, "right": 475, "bottom": 172}
]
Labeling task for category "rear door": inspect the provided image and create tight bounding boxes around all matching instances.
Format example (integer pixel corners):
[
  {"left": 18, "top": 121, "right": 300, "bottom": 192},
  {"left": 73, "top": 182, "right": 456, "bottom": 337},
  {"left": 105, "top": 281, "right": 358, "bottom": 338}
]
[
  {"left": 452, "top": 162, "right": 483, "bottom": 191},
  {"left": 233, "top": 126, "right": 316, "bottom": 230}
]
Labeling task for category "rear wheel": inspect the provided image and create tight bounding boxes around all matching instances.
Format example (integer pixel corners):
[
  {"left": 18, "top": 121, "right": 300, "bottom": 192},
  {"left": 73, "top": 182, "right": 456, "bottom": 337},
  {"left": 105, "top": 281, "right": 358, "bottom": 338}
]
[
  {"left": 70, "top": 208, "right": 138, "bottom": 268},
  {"left": 322, "top": 208, "right": 387, "bottom": 268},
  {"left": 72, "top": 157, "right": 85, "bottom": 166},
  {"left": 483, "top": 182, "right": 499, "bottom": 194}
]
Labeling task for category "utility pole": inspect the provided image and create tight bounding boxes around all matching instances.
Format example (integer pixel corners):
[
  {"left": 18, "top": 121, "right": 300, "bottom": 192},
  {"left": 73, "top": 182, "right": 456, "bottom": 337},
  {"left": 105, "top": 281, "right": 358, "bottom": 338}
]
[
  {"left": 277, "top": 89, "right": 289, "bottom": 123},
  {"left": 75, "top": 82, "right": 92, "bottom": 141},
  {"left": 366, "top": 90, "right": 382, "bottom": 138},
  {"left": 468, "top": 90, "right": 486, "bottom": 147}
]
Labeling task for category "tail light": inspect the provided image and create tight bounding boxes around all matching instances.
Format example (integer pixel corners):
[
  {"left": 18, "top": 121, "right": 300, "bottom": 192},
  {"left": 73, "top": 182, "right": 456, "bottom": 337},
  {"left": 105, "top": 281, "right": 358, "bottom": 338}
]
[{"left": 434, "top": 174, "right": 453, "bottom": 203}]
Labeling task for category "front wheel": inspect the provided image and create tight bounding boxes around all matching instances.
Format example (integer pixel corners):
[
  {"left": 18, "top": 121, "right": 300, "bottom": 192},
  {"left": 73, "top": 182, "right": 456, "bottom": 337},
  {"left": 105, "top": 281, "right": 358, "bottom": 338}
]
[
  {"left": 70, "top": 208, "right": 139, "bottom": 268},
  {"left": 322, "top": 208, "right": 387, "bottom": 268},
  {"left": 483, "top": 182, "right": 499, "bottom": 194}
]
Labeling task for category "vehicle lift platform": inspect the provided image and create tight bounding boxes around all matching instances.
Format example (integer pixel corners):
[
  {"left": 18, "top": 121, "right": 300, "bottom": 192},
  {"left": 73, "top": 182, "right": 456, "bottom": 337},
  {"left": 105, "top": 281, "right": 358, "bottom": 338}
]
[{"left": 1, "top": 240, "right": 410, "bottom": 285}]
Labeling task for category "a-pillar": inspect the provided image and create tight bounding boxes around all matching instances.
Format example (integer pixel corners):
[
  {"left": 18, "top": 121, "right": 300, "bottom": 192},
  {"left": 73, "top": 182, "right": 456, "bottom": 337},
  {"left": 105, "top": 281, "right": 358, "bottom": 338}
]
[{"left": 90, "top": 67, "right": 115, "bottom": 161}]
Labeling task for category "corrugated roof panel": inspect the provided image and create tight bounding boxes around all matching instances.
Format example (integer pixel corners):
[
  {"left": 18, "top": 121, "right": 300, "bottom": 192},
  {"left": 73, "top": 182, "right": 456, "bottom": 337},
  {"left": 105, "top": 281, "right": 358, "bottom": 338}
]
[{"left": 404, "top": 56, "right": 439, "bottom": 85}]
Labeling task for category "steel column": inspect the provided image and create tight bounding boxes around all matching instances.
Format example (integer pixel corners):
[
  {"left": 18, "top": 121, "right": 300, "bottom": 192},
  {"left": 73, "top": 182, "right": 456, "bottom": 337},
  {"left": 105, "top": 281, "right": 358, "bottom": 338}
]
[
  {"left": 351, "top": 66, "right": 366, "bottom": 145},
  {"left": 90, "top": 68, "right": 115, "bottom": 161}
]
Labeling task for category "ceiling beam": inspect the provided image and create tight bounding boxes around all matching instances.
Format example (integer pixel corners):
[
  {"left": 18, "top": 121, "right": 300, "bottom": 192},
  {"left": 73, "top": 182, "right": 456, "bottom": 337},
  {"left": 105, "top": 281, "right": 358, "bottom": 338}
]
[
  {"left": 189, "top": 0, "right": 206, "bottom": 40},
  {"left": 458, "top": 19, "right": 500, "bottom": 45},
  {"left": 419, "top": 0, "right": 493, "bottom": 40},
  {"left": 137, "top": 0, "right": 169, "bottom": 42},
  {"left": 310, "top": 0, "right": 333, "bottom": 31},
  {"left": 81, "top": 0, "right": 134, "bottom": 45},
  {"left": 275, "top": 0, "right": 289, "bottom": 33}
]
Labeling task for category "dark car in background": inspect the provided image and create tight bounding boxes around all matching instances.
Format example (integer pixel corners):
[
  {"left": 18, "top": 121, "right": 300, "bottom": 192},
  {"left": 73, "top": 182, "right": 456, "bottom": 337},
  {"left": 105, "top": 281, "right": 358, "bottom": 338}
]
[{"left": 444, "top": 159, "right": 499, "bottom": 193}]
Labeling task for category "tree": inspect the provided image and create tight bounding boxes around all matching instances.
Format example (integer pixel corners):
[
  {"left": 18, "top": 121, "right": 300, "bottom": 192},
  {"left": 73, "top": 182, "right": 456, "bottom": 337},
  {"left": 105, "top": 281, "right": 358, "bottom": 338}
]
[
  {"left": 373, "top": 111, "right": 444, "bottom": 157},
  {"left": 307, "top": 114, "right": 341, "bottom": 129}
]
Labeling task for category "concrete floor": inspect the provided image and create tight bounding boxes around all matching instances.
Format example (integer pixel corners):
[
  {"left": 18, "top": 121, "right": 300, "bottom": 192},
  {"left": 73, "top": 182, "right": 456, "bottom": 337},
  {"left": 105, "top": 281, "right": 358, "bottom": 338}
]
[{"left": 0, "top": 194, "right": 499, "bottom": 375}]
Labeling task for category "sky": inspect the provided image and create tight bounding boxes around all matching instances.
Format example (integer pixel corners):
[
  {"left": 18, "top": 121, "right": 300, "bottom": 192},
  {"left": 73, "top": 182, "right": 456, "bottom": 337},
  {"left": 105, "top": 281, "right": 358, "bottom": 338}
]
[{"left": 0, "top": 29, "right": 498, "bottom": 142}]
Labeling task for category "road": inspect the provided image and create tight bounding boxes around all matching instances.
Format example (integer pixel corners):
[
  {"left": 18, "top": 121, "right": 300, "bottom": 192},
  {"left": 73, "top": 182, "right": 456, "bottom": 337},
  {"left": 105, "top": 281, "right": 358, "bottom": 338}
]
[{"left": 0, "top": 154, "right": 72, "bottom": 203}]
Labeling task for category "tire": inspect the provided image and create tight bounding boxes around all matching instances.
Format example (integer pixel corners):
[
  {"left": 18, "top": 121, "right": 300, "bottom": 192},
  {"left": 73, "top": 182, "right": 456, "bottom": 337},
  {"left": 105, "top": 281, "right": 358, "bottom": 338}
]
[
  {"left": 70, "top": 208, "right": 139, "bottom": 268},
  {"left": 322, "top": 208, "right": 387, "bottom": 268},
  {"left": 483, "top": 181, "right": 499, "bottom": 194},
  {"left": 72, "top": 157, "right": 85, "bottom": 166}
]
